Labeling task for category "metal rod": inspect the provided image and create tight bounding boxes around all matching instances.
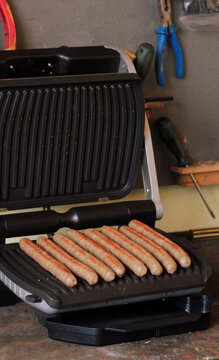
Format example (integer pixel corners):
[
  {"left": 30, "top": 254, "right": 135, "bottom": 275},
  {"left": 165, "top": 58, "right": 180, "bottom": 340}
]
[
  {"left": 187, "top": 167, "right": 216, "bottom": 219},
  {"left": 145, "top": 96, "right": 174, "bottom": 103}
]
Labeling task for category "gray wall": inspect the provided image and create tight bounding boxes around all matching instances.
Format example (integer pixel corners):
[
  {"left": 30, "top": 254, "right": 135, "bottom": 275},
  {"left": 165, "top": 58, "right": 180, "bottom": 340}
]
[{"left": 2, "top": 0, "right": 219, "bottom": 185}]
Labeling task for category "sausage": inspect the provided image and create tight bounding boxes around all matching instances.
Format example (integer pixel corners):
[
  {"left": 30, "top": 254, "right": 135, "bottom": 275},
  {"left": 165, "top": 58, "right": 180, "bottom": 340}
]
[
  {"left": 85, "top": 228, "right": 147, "bottom": 277},
  {"left": 66, "top": 229, "right": 125, "bottom": 278},
  {"left": 129, "top": 220, "right": 191, "bottom": 268},
  {"left": 53, "top": 232, "right": 115, "bottom": 282},
  {"left": 36, "top": 236, "right": 98, "bottom": 285},
  {"left": 101, "top": 226, "right": 163, "bottom": 276},
  {"left": 120, "top": 226, "right": 177, "bottom": 274},
  {"left": 19, "top": 238, "right": 77, "bottom": 287}
]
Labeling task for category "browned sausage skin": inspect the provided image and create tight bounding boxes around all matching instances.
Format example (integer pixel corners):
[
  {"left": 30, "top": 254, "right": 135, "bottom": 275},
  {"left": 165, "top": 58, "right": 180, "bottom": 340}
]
[
  {"left": 66, "top": 228, "right": 125, "bottom": 278},
  {"left": 19, "top": 237, "right": 77, "bottom": 287},
  {"left": 129, "top": 220, "right": 191, "bottom": 268},
  {"left": 85, "top": 228, "right": 147, "bottom": 277},
  {"left": 101, "top": 226, "right": 163, "bottom": 276},
  {"left": 53, "top": 232, "right": 115, "bottom": 282},
  {"left": 120, "top": 226, "right": 177, "bottom": 274},
  {"left": 37, "top": 236, "right": 98, "bottom": 285}
]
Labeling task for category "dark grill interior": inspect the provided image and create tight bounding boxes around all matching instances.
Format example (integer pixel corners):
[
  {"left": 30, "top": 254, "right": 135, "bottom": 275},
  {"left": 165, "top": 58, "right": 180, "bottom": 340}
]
[{"left": 0, "top": 78, "right": 144, "bottom": 208}]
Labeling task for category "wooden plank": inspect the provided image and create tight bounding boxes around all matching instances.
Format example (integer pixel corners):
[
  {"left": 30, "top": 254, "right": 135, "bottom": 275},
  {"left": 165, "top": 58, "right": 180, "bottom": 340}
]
[{"left": 171, "top": 161, "right": 219, "bottom": 186}]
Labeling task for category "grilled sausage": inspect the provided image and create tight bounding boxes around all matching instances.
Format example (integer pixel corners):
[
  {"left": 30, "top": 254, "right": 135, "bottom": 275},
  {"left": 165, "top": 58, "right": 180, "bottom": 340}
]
[
  {"left": 101, "top": 226, "right": 163, "bottom": 276},
  {"left": 19, "top": 238, "right": 77, "bottom": 287},
  {"left": 53, "top": 232, "right": 115, "bottom": 282},
  {"left": 120, "top": 226, "right": 177, "bottom": 274},
  {"left": 37, "top": 236, "right": 98, "bottom": 285},
  {"left": 85, "top": 228, "right": 147, "bottom": 277},
  {"left": 66, "top": 229, "right": 125, "bottom": 278},
  {"left": 129, "top": 220, "right": 191, "bottom": 268}
]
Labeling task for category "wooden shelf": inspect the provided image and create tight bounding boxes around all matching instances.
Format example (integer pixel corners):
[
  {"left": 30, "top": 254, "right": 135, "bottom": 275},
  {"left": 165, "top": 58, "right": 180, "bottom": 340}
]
[{"left": 171, "top": 161, "right": 219, "bottom": 187}]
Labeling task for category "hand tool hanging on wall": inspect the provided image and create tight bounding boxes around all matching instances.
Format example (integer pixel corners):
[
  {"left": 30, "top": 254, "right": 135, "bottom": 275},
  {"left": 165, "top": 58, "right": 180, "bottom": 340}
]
[
  {"left": 155, "top": 0, "right": 183, "bottom": 86},
  {"left": 0, "top": 0, "right": 16, "bottom": 50},
  {"left": 124, "top": 49, "right": 136, "bottom": 61},
  {"left": 144, "top": 96, "right": 174, "bottom": 120},
  {"left": 184, "top": 0, "right": 219, "bottom": 14},
  {"left": 157, "top": 117, "right": 216, "bottom": 219},
  {"left": 125, "top": 43, "right": 154, "bottom": 82},
  {"left": 134, "top": 43, "right": 154, "bottom": 81}
]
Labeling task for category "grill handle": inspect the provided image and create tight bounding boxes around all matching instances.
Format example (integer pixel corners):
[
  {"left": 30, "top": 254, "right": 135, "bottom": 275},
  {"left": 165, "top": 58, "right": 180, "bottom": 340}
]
[{"left": 0, "top": 200, "right": 156, "bottom": 239}]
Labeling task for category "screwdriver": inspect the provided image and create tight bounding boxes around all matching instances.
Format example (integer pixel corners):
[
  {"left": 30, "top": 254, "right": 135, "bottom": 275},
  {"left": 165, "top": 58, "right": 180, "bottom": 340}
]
[
  {"left": 134, "top": 43, "right": 154, "bottom": 82},
  {"left": 157, "top": 117, "right": 216, "bottom": 219}
]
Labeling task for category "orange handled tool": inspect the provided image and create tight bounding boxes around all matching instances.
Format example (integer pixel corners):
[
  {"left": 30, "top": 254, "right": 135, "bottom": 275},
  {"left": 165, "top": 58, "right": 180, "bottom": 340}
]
[{"left": 0, "top": 0, "right": 16, "bottom": 50}]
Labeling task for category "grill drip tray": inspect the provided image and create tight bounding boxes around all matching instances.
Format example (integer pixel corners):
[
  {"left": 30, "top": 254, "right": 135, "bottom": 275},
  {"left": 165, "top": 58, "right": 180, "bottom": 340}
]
[
  {"left": 0, "top": 234, "right": 212, "bottom": 315},
  {"left": 35, "top": 295, "right": 212, "bottom": 346}
]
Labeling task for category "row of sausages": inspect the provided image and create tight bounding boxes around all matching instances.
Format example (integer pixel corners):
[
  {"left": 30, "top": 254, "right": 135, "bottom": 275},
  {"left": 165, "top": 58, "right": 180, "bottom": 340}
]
[{"left": 19, "top": 220, "right": 191, "bottom": 287}]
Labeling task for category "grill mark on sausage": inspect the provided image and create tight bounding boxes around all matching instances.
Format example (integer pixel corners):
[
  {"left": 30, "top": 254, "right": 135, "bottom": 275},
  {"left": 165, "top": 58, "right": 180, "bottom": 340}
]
[
  {"left": 19, "top": 238, "right": 77, "bottom": 287},
  {"left": 120, "top": 226, "right": 177, "bottom": 274},
  {"left": 85, "top": 228, "right": 147, "bottom": 277},
  {"left": 132, "top": 221, "right": 180, "bottom": 250},
  {"left": 53, "top": 232, "right": 115, "bottom": 282},
  {"left": 67, "top": 228, "right": 125, "bottom": 278},
  {"left": 37, "top": 236, "right": 98, "bottom": 285},
  {"left": 101, "top": 226, "right": 163, "bottom": 276},
  {"left": 129, "top": 220, "right": 191, "bottom": 268}
]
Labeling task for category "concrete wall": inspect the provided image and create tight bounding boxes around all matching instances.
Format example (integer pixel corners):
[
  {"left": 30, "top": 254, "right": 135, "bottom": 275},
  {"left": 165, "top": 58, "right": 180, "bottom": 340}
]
[
  {"left": 4, "top": 0, "right": 218, "bottom": 184},
  {"left": 1, "top": 0, "right": 219, "bottom": 232}
]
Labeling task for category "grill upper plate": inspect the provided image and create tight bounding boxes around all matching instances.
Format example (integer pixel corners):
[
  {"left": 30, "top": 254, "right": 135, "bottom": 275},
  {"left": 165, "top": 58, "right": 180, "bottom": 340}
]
[{"left": 0, "top": 73, "right": 144, "bottom": 210}]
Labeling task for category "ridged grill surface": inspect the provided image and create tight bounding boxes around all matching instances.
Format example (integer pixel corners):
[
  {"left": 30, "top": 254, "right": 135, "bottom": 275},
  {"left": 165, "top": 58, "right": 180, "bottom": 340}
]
[
  {"left": 0, "top": 240, "right": 211, "bottom": 311},
  {"left": 0, "top": 80, "right": 143, "bottom": 207}
]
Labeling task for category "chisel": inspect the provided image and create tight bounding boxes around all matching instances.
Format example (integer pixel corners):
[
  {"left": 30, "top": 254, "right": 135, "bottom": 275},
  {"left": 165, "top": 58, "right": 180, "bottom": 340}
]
[{"left": 157, "top": 117, "right": 216, "bottom": 219}]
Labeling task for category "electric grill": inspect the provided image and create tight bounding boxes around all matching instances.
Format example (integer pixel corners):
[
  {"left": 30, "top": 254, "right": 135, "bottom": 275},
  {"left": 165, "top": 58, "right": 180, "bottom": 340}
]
[{"left": 0, "top": 45, "right": 212, "bottom": 345}]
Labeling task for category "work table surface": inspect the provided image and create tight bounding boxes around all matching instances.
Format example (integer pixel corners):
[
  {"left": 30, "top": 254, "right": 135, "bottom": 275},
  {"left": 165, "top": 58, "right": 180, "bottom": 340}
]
[{"left": 0, "top": 236, "right": 219, "bottom": 360}]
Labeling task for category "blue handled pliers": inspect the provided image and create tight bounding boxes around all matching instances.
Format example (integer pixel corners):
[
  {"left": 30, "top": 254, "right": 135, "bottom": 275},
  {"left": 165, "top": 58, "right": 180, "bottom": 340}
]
[{"left": 155, "top": 0, "right": 183, "bottom": 86}]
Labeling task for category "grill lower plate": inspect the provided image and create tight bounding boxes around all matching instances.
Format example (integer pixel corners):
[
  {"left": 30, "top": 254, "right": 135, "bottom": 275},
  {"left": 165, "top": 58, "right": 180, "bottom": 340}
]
[{"left": 0, "top": 233, "right": 211, "bottom": 314}]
